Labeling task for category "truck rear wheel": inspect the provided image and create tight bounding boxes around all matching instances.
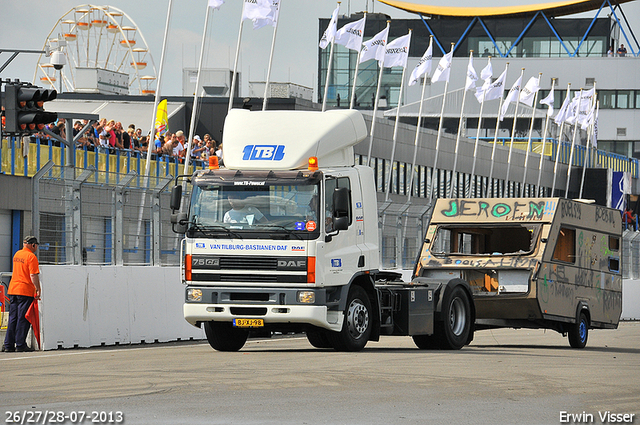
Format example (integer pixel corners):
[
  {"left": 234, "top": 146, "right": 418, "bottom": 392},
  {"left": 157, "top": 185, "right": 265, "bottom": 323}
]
[
  {"left": 204, "top": 321, "right": 248, "bottom": 352},
  {"left": 328, "top": 285, "right": 372, "bottom": 352},
  {"left": 434, "top": 285, "right": 472, "bottom": 350},
  {"left": 412, "top": 334, "right": 438, "bottom": 350},
  {"left": 568, "top": 311, "right": 589, "bottom": 349}
]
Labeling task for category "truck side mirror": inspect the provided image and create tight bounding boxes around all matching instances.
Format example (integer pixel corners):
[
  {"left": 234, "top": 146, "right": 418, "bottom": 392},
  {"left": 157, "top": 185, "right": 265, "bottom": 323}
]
[
  {"left": 171, "top": 212, "right": 188, "bottom": 234},
  {"left": 170, "top": 185, "right": 182, "bottom": 211},
  {"left": 333, "top": 187, "right": 350, "bottom": 231}
]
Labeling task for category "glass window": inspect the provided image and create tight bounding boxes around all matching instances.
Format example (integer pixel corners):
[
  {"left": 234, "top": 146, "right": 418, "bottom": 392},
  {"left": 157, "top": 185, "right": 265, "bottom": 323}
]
[
  {"left": 617, "top": 91, "right": 632, "bottom": 109},
  {"left": 599, "top": 91, "right": 615, "bottom": 109},
  {"left": 187, "top": 171, "right": 321, "bottom": 239},
  {"left": 431, "top": 224, "right": 540, "bottom": 256}
]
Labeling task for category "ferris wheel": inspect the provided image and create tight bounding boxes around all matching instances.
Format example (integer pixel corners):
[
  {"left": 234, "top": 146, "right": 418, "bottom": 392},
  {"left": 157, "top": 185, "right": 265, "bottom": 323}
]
[{"left": 34, "top": 4, "right": 157, "bottom": 96}]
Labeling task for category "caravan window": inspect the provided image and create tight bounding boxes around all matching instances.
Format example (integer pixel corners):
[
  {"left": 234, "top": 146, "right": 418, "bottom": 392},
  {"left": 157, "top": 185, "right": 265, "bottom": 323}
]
[
  {"left": 552, "top": 227, "right": 575, "bottom": 263},
  {"left": 431, "top": 224, "right": 540, "bottom": 256}
]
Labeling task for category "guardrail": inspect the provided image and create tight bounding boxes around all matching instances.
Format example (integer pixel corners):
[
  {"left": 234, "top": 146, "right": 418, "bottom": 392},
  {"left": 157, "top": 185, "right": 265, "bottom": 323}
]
[
  {"left": 481, "top": 137, "right": 639, "bottom": 178},
  {"left": 1, "top": 136, "right": 208, "bottom": 178}
]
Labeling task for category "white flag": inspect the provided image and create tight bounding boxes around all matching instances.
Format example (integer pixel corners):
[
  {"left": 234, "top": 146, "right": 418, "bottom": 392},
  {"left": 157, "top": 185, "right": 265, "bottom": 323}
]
[
  {"left": 359, "top": 26, "right": 388, "bottom": 63},
  {"left": 500, "top": 75, "right": 523, "bottom": 121},
  {"left": 554, "top": 90, "right": 572, "bottom": 125},
  {"left": 252, "top": 0, "right": 280, "bottom": 30},
  {"left": 566, "top": 88, "right": 594, "bottom": 126},
  {"left": 519, "top": 76, "right": 540, "bottom": 107},
  {"left": 476, "top": 67, "right": 506, "bottom": 102},
  {"left": 383, "top": 33, "right": 411, "bottom": 68},
  {"left": 409, "top": 38, "right": 432, "bottom": 86},
  {"left": 208, "top": 0, "right": 224, "bottom": 9},
  {"left": 319, "top": 5, "right": 340, "bottom": 49},
  {"left": 465, "top": 55, "right": 478, "bottom": 91},
  {"left": 540, "top": 85, "right": 554, "bottom": 116},
  {"left": 334, "top": 16, "right": 366, "bottom": 51},
  {"left": 242, "top": 0, "right": 271, "bottom": 22},
  {"left": 431, "top": 51, "right": 453, "bottom": 83},
  {"left": 581, "top": 100, "right": 596, "bottom": 130},
  {"left": 480, "top": 58, "right": 492, "bottom": 82}
]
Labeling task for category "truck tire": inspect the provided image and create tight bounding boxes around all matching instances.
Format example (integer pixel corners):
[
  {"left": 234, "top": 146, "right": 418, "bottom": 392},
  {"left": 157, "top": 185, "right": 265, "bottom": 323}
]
[
  {"left": 412, "top": 334, "right": 439, "bottom": 350},
  {"left": 434, "top": 285, "right": 472, "bottom": 350},
  {"left": 204, "top": 321, "right": 248, "bottom": 352},
  {"left": 328, "top": 285, "right": 372, "bottom": 352},
  {"left": 306, "top": 329, "right": 332, "bottom": 349},
  {"left": 568, "top": 311, "right": 589, "bottom": 349}
]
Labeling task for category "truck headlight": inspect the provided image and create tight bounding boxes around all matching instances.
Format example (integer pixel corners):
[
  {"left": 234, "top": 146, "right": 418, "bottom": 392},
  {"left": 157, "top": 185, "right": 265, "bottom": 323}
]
[
  {"left": 187, "top": 288, "right": 203, "bottom": 302},
  {"left": 297, "top": 291, "right": 315, "bottom": 304}
]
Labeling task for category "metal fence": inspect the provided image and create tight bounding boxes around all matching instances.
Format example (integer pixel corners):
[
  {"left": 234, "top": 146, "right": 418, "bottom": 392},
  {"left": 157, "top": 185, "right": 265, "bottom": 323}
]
[{"left": 34, "top": 162, "right": 183, "bottom": 266}]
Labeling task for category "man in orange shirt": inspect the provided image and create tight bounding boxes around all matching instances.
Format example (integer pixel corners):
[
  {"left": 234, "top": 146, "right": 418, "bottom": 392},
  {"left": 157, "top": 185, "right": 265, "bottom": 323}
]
[{"left": 2, "top": 236, "right": 41, "bottom": 352}]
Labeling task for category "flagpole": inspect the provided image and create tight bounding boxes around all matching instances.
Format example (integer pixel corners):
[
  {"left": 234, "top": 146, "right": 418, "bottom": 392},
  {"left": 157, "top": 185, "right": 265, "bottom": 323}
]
[
  {"left": 469, "top": 58, "right": 490, "bottom": 197},
  {"left": 565, "top": 88, "right": 584, "bottom": 197},
  {"left": 263, "top": 1, "right": 281, "bottom": 111},
  {"left": 503, "top": 68, "right": 525, "bottom": 198},
  {"left": 322, "top": 2, "right": 341, "bottom": 112},
  {"left": 428, "top": 43, "right": 455, "bottom": 202},
  {"left": 579, "top": 84, "right": 597, "bottom": 198},
  {"left": 551, "top": 82, "right": 571, "bottom": 196},
  {"left": 449, "top": 51, "right": 474, "bottom": 199},
  {"left": 385, "top": 30, "right": 412, "bottom": 202},
  {"left": 487, "top": 63, "right": 510, "bottom": 197},
  {"left": 406, "top": 35, "right": 432, "bottom": 203},
  {"left": 521, "top": 73, "right": 542, "bottom": 196},
  {"left": 366, "top": 21, "right": 390, "bottom": 166},
  {"left": 228, "top": 6, "right": 246, "bottom": 112},
  {"left": 183, "top": 3, "right": 213, "bottom": 178},
  {"left": 536, "top": 78, "right": 556, "bottom": 197},
  {"left": 349, "top": 12, "right": 366, "bottom": 109},
  {"left": 144, "top": 0, "right": 173, "bottom": 178}
]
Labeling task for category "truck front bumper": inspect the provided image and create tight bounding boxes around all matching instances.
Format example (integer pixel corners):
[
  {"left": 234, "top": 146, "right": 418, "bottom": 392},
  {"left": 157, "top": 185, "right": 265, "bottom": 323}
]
[{"left": 183, "top": 286, "right": 345, "bottom": 332}]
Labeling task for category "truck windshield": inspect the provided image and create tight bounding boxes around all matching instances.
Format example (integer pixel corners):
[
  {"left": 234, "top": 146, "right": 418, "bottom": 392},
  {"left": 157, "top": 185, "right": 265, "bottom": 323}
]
[
  {"left": 431, "top": 224, "right": 541, "bottom": 256},
  {"left": 187, "top": 172, "right": 320, "bottom": 239}
]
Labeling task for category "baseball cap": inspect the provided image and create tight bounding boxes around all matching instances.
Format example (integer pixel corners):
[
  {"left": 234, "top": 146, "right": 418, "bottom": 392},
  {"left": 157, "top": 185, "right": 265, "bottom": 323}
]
[{"left": 24, "top": 235, "right": 39, "bottom": 244}]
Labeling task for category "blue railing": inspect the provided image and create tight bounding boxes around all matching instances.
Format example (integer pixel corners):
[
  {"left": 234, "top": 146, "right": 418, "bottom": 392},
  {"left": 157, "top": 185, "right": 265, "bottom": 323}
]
[
  {"left": 1, "top": 136, "right": 208, "bottom": 179},
  {"left": 477, "top": 137, "right": 639, "bottom": 178}
]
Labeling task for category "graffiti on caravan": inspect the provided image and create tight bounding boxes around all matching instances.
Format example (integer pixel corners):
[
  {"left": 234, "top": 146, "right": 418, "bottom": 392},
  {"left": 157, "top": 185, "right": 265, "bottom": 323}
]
[{"left": 440, "top": 199, "right": 554, "bottom": 220}]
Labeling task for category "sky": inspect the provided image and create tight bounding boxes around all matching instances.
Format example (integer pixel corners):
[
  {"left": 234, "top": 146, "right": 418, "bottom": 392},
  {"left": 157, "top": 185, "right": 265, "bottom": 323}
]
[{"left": 2, "top": 0, "right": 639, "bottom": 99}]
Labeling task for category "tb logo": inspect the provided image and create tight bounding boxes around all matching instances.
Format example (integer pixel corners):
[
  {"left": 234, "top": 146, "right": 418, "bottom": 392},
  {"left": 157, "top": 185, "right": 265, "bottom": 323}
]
[{"left": 243, "top": 145, "right": 285, "bottom": 161}]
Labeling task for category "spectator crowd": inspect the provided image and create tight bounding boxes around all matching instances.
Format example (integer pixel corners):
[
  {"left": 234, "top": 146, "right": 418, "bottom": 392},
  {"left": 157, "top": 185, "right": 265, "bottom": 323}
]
[{"left": 4, "top": 117, "right": 223, "bottom": 165}]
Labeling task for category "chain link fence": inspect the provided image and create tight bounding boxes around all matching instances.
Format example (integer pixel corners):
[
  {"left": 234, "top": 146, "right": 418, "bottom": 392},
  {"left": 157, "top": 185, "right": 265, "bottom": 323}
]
[{"left": 34, "top": 164, "right": 183, "bottom": 266}]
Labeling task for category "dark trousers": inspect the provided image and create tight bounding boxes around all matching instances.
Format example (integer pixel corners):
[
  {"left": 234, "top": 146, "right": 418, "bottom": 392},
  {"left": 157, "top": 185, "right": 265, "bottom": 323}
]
[{"left": 3, "top": 295, "right": 34, "bottom": 351}]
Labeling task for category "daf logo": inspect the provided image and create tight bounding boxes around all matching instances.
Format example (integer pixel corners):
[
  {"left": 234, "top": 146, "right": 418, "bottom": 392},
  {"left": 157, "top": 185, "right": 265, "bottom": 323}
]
[
  {"left": 278, "top": 260, "right": 306, "bottom": 269},
  {"left": 242, "top": 145, "right": 285, "bottom": 161}
]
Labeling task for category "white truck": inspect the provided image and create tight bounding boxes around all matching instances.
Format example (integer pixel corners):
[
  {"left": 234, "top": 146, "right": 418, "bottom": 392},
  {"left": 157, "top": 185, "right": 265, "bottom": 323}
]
[{"left": 170, "top": 109, "right": 475, "bottom": 351}]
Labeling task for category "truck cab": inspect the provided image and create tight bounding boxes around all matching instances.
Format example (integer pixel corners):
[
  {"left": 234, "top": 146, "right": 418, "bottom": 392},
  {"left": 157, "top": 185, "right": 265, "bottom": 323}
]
[{"left": 171, "top": 109, "right": 475, "bottom": 352}]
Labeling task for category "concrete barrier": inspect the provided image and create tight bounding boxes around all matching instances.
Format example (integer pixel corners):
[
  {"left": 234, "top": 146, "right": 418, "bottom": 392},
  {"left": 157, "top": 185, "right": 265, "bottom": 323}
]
[
  {"left": 622, "top": 279, "right": 640, "bottom": 320},
  {"left": 38, "top": 265, "right": 203, "bottom": 350}
]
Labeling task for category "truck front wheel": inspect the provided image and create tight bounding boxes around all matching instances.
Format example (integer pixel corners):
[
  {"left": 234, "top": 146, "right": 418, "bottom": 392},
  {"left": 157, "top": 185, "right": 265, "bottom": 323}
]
[
  {"left": 204, "top": 321, "right": 248, "bottom": 352},
  {"left": 434, "top": 285, "right": 472, "bottom": 350},
  {"left": 328, "top": 285, "right": 372, "bottom": 352}
]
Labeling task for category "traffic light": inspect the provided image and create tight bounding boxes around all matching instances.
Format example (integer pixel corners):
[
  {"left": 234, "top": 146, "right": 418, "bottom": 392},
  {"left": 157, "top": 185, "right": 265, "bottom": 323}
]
[{"left": 3, "top": 81, "right": 57, "bottom": 134}]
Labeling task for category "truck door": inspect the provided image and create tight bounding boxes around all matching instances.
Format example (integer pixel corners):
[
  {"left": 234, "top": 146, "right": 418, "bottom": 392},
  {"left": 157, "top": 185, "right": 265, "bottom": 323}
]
[{"left": 319, "top": 174, "right": 363, "bottom": 287}]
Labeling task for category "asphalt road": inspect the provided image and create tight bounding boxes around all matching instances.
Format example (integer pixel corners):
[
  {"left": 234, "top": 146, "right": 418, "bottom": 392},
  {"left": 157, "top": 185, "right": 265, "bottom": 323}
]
[{"left": 1, "top": 323, "right": 639, "bottom": 425}]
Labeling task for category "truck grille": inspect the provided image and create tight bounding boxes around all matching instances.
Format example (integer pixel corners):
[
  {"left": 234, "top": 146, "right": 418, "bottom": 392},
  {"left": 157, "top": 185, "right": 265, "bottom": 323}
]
[
  {"left": 220, "top": 256, "right": 278, "bottom": 270},
  {"left": 190, "top": 255, "right": 308, "bottom": 283},
  {"left": 191, "top": 273, "right": 306, "bottom": 283}
]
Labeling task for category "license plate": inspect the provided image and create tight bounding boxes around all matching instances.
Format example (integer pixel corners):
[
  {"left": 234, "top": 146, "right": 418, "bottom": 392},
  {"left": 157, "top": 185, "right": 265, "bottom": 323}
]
[{"left": 233, "top": 318, "right": 264, "bottom": 328}]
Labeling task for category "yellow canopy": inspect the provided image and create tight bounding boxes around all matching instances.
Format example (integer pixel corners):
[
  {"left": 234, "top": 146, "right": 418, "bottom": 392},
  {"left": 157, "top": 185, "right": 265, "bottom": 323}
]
[{"left": 376, "top": 0, "right": 635, "bottom": 18}]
